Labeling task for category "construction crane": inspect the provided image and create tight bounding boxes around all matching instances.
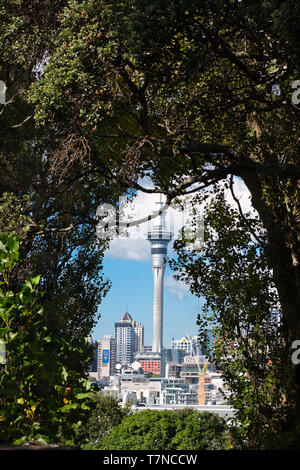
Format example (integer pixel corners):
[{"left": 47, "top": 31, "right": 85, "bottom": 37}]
[
  {"left": 185, "top": 331, "right": 208, "bottom": 405},
  {"left": 197, "top": 362, "right": 208, "bottom": 406}
]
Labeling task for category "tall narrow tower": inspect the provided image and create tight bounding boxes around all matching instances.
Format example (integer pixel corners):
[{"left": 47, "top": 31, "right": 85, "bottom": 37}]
[{"left": 147, "top": 197, "right": 172, "bottom": 353}]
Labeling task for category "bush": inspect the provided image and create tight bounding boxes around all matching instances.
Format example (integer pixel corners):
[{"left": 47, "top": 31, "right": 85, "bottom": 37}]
[
  {"left": 78, "top": 391, "right": 131, "bottom": 445},
  {"left": 83, "top": 409, "right": 229, "bottom": 450},
  {"left": 0, "top": 233, "right": 95, "bottom": 445}
]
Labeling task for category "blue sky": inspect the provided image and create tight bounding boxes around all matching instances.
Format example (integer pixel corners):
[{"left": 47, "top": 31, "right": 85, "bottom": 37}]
[{"left": 91, "top": 248, "right": 202, "bottom": 347}]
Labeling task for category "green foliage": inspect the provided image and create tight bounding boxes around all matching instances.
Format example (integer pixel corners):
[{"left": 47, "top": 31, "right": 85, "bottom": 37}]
[
  {"left": 1, "top": 1, "right": 117, "bottom": 344},
  {"left": 0, "top": 233, "right": 95, "bottom": 445},
  {"left": 171, "top": 190, "right": 296, "bottom": 449},
  {"left": 1, "top": 0, "right": 300, "bottom": 449},
  {"left": 0, "top": 193, "right": 31, "bottom": 239},
  {"left": 84, "top": 409, "right": 229, "bottom": 450},
  {"left": 78, "top": 391, "right": 132, "bottom": 445},
  {"left": 0, "top": 121, "right": 113, "bottom": 342}
]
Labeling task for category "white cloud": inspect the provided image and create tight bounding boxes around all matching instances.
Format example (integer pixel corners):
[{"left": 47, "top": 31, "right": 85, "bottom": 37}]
[
  {"left": 104, "top": 176, "right": 257, "bottom": 261},
  {"left": 106, "top": 238, "right": 150, "bottom": 261},
  {"left": 165, "top": 275, "right": 190, "bottom": 300},
  {"left": 223, "top": 177, "right": 256, "bottom": 216}
]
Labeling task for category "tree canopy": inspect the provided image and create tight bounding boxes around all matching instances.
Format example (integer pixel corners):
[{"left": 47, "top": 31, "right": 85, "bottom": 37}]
[
  {"left": 25, "top": 0, "right": 300, "bottom": 349},
  {"left": 86, "top": 409, "right": 229, "bottom": 450},
  {"left": 0, "top": 233, "right": 95, "bottom": 445},
  {"left": 1, "top": 0, "right": 300, "bottom": 447},
  {"left": 171, "top": 189, "right": 295, "bottom": 448}
]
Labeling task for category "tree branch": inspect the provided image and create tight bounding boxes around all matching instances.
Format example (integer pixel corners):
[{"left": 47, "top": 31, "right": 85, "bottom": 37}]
[{"left": 229, "top": 174, "right": 264, "bottom": 246}]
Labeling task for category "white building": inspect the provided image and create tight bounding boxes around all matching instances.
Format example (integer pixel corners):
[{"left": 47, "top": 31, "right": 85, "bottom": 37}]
[
  {"left": 114, "top": 320, "right": 135, "bottom": 365},
  {"left": 120, "top": 311, "right": 144, "bottom": 353},
  {"left": 160, "top": 378, "right": 197, "bottom": 406},
  {"left": 171, "top": 335, "right": 201, "bottom": 355},
  {"left": 183, "top": 354, "right": 208, "bottom": 364}
]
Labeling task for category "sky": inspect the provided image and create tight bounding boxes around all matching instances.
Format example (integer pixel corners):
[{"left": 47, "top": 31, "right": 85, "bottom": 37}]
[{"left": 91, "top": 176, "right": 255, "bottom": 348}]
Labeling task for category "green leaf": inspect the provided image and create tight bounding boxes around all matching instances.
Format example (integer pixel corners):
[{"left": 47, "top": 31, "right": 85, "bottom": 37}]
[
  {"left": 13, "top": 436, "right": 28, "bottom": 446},
  {"left": 76, "top": 392, "right": 91, "bottom": 399},
  {"left": 0, "top": 240, "right": 7, "bottom": 253},
  {"left": 31, "top": 275, "right": 41, "bottom": 286},
  {"left": 61, "top": 366, "right": 68, "bottom": 382},
  {"left": 0, "top": 328, "right": 9, "bottom": 336},
  {"left": 6, "top": 237, "right": 19, "bottom": 253}
]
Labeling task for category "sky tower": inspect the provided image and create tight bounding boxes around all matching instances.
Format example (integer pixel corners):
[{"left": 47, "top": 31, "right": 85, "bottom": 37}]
[{"left": 147, "top": 196, "right": 172, "bottom": 353}]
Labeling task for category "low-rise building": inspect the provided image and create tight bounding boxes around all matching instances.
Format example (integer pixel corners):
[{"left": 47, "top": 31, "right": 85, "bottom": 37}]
[
  {"left": 134, "top": 351, "right": 161, "bottom": 375},
  {"left": 160, "top": 378, "right": 198, "bottom": 406},
  {"left": 165, "top": 363, "right": 182, "bottom": 378}
]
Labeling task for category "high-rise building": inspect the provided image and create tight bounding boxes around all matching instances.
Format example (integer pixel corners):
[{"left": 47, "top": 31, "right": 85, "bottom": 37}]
[
  {"left": 114, "top": 319, "right": 135, "bottom": 365},
  {"left": 147, "top": 197, "right": 172, "bottom": 352},
  {"left": 88, "top": 336, "right": 98, "bottom": 374},
  {"left": 133, "top": 321, "right": 144, "bottom": 353},
  {"left": 98, "top": 335, "right": 116, "bottom": 381},
  {"left": 120, "top": 311, "right": 144, "bottom": 353},
  {"left": 89, "top": 340, "right": 98, "bottom": 373}
]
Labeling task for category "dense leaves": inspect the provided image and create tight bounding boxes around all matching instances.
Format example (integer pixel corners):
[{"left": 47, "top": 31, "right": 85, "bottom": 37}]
[
  {"left": 171, "top": 190, "right": 296, "bottom": 448},
  {"left": 78, "top": 392, "right": 132, "bottom": 445},
  {"left": 27, "top": 1, "right": 300, "bottom": 353},
  {"left": 1, "top": 0, "right": 300, "bottom": 447},
  {"left": 0, "top": 233, "right": 95, "bottom": 445},
  {"left": 84, "top": 409, "right": 229, "bottom": 450}
]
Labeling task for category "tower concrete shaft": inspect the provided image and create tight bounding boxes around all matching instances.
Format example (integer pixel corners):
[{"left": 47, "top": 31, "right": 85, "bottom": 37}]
[
  {"left": 147, "top": 198, "right": 172, "bottom": 353},
  {"left": 152, "top": 265, "right": 165, "bottom": 352}
]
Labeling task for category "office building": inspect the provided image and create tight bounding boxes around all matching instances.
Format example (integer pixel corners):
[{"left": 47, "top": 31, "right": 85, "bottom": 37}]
[
  {"left": 120, "top": 311, "right": 144, "bottom": 353},
  {"left": 160, "top": 378, "right": 198, "bottom": 405},
  {"left": 171, "top": 334, "right": 201, "bottom": 356},
  {"left": 165, "top": 363, "right": 182, "bottom": 378},
  {"left": 114, "top": 319, "right": 135, "bottom": 365},
  {"left": 160, "top": 348, "right": 184, "bottom": 377},
  {"left": 98, "top": 335, "right": 116, "bottom": 381},
  {"left": 88, "top": 337, "right": 98, "bottom": 373}
]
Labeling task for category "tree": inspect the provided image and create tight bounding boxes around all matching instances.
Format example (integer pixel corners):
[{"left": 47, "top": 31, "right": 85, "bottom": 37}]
[
  {"left": 0, "top": 0, "right": 123, "bottom": 343},
  {"left": 80, "top": 391, "right": 131, "bottom": 446},
  {"left": 171, "top": 189, "right": 295, "bottom": 448},
  {"left": 0, "top": 146, "right": 114, "bottom": 397},
  {"left": 1, "top": 0, "right": 300, "bottom": 442},
  {"left": 0, "top": 233, "right": 95, "bottom": 445},
  {"left": 86, "top": 409, "right": 229, "bottom": 450},
  {"left": 0, "top": 134, "right": 115, "bottom": 339}
]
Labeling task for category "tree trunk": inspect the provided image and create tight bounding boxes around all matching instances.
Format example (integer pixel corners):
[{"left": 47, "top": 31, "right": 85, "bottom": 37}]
[{"left": 243, "top": 171, "right": 300, "bottom": 445}]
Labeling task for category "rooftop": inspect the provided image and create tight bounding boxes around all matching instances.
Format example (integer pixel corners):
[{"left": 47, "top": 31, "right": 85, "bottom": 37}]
[{"left": 121, "top": 311, "right": 133, "bottom": 322}]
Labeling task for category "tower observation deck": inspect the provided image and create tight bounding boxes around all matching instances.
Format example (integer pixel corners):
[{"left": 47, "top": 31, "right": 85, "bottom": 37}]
[{"left": 147, "top": 197, "right": 172, "bottom": 353}]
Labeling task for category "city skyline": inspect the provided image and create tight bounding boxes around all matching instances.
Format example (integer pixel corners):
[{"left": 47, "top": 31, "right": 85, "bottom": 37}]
[
  {"left": 92, "top": 255, "right": 201, "bottom": 347},
  {"left": 91, "top": 178, "right": 253, "bottom": 346}
]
